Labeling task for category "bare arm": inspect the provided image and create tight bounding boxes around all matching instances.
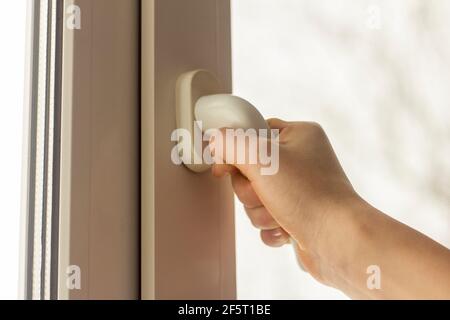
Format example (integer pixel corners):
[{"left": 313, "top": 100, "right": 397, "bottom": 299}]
[{"left": 211, "top": 119, "right": 450, "bottom": 299}]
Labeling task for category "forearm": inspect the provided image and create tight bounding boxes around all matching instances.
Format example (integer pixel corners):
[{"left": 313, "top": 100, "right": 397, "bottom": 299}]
[{"left": 320, "top": 199, "right": 450, "bottom": 299}]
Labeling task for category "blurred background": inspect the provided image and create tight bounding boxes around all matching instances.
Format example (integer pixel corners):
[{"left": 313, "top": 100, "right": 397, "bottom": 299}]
[
  {"left": 0, "top": 0, "right": 449, "bottom": 299},
  {"left": 232, "top": 0, "right": 450, "bottom": 299}
]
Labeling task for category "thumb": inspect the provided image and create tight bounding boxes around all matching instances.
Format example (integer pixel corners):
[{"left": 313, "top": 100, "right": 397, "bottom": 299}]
[{"left": 267, "top": 118, "right": 291, "bottom": 131}]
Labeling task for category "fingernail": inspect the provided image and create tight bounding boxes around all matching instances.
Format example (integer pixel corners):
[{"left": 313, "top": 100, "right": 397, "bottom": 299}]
[{"left": 271, "top": 229, "right": 284, "bottom": 238}]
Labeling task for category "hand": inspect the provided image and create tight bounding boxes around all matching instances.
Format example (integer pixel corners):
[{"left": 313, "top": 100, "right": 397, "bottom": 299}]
[
  {"left": 210, "top": 118, "right": 450, "bottom": 299},
  {"left": 210, "top": 119, "right": 359, "bottom": 285}
]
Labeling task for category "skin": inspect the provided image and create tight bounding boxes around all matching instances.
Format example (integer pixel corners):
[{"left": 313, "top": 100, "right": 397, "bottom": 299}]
[{"left": 210, "top": 118, "right": 450, "bottom": 300}]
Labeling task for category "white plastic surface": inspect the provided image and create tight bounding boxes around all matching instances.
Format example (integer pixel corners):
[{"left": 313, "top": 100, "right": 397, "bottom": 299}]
[
  {"left": 176, "top": 70, "right": 269, "bottom": 173},
  {"left": 195, "top": 94, "right": 269, "bottom": 132}
]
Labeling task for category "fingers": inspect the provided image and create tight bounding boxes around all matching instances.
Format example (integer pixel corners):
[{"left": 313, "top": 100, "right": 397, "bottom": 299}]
[
  {"left": 245, "top": 206, "right": 280, "bottom": 230},
  {"left": 211, "top": 164, "right": 238, "bottom": 178},
  {"left": 209, "top": 124, "right": 291, "bottom": 248},
  {"left": 231, "top": 172, "right": 289, "bottom": 247},
  {"left": 260, "top": 228, "right": 290, "bottom": 247},
  {"left": 209, "top": 119, "right": 291, "bottom": 178},
  {"left": 230, "top": 172, "right": 262, "bottom": 209},
  {"left": 267, "top": 118, "right": 291, "bottom": 131},
  {"left": 231, "top": 173, "right": 278, "bottom": 229},
  {"left": 209, "top": 128, "right": 266, "bottom": 179}
]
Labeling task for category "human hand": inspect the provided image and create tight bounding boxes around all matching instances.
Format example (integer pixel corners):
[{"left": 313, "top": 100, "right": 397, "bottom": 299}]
[{"left": 210, "top": 119, "right": 361, "bottom": 285}]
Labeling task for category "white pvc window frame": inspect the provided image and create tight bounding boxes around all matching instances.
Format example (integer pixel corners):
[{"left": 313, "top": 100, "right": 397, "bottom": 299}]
[{"left": 22, "top": 0, "right": 63, "bottom": 300}]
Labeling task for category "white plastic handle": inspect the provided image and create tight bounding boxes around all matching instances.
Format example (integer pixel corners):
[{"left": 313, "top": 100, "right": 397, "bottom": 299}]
[
  {"left": 176, "top": 69, "right": 269, "bottom": 173},
  {"left": 195, "top": 94, "right": 269, "bottom": 132}
]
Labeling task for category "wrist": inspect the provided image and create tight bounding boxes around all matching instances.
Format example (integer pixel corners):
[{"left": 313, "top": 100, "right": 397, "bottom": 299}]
[{"left": 312, "top": 195, "right": 376, "bottom": 287}]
